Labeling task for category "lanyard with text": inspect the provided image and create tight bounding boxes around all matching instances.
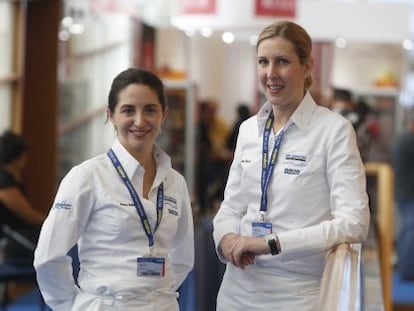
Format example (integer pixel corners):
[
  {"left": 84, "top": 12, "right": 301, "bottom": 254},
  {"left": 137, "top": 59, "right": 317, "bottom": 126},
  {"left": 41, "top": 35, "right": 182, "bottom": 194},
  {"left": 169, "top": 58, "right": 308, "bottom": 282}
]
[
  {"left": 107, "top": 149, "right": 163, "bottom": 255},
  {"left": 260, "top": 111, "right": 285, "bottom": 220}
]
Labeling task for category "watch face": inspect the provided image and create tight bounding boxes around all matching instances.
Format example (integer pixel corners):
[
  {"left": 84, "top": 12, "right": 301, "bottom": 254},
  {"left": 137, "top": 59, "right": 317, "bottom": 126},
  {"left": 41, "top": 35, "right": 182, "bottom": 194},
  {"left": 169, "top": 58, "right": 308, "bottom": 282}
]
[{"left": 267, "top": 233, "right": 280, "bottom": 255}]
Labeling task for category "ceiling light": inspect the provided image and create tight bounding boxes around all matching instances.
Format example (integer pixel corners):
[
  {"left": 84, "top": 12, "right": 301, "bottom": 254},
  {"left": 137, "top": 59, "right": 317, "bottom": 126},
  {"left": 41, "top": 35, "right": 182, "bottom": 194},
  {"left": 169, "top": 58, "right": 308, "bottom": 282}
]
[
  {"left": 335, "top": 38, "right": 347, "bottom": 48},
  {"left": 185, "top": 28, "right": 196, "bottom": 37},
  {"left": 201, "top": 27, "right": 213, "bottom": 38},
  {"left": 222, "top": 32, "right": 234, "bottom": 44},
  {"left": 402, "top": 39, "right": 413, "bottom": 50},
  {"left": 69, "top": 23, "right": 85, "bottom": 35}
]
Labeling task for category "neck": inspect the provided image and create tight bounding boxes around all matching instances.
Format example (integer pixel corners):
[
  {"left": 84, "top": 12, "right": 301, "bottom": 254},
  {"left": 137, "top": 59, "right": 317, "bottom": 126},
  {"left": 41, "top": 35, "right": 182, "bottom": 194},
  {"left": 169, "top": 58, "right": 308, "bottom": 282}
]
[
  {"left": 129, "top": 145, "right": 153, "bottom": 168},
  {"left": 130, "top": 147, "right": 157, "bottom": 199},
  {"left": 141, "top": 154, "right": 156, "bottom": 199},
  {"left": 271, "top": 107, "right": 293, "bottom": 134},
  {"left": 136, "top": 152, "right": 154, "bottom": 170}
]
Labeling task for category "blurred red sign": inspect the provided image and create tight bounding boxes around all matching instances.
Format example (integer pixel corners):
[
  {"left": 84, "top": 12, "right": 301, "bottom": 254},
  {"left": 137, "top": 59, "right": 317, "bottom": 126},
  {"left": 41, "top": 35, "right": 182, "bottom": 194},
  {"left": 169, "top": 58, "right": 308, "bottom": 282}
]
[
  {"left": 181, "top": 0, "right": 216, "bottom": 14},
  {"left": 255, "top": 0, "right": 296, "bottom": 17}
]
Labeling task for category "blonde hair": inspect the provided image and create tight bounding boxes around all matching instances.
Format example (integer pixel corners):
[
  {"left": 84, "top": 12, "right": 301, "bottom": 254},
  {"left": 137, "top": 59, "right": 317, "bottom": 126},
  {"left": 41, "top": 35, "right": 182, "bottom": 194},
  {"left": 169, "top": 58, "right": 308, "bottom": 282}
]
[{"left": 257, "top": 21, "right": 313, "bottom": 89}]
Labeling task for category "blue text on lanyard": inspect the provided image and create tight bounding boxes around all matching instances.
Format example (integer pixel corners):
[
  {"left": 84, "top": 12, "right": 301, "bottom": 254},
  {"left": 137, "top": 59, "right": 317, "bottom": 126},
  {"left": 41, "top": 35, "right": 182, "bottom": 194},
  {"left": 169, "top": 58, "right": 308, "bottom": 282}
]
[
  {"left": 260, "top": 111, "right": 285, "bottom": 213},
  {"left": 107, "top": 149, "right": 163, "bottom": 249}
]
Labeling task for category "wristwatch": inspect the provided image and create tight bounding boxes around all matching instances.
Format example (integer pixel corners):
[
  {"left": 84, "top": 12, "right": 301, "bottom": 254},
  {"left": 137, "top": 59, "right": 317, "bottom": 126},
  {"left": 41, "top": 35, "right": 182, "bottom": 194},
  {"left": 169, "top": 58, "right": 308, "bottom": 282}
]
[{"left": 265, "top": 233, "right": 281, "bottom": 255}]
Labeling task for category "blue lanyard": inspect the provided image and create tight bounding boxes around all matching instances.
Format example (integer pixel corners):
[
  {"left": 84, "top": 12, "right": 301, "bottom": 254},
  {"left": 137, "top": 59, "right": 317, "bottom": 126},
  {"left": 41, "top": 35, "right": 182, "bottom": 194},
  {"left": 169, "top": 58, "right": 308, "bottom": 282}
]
[
  {"left": 107, "top": 149, "right": 163, "bottom": 250},
  {"left": 260, "top": 111, "right": 285, "bottom": 214}
]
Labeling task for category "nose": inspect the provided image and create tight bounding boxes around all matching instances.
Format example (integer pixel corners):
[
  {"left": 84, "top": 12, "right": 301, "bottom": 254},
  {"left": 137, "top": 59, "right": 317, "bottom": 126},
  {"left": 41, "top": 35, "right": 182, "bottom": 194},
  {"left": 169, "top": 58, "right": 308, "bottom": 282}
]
[
  {"left": 267, "top": 63, "right": 278, "bottom": 79},
  {"left": 134, "top": 111, "right": 144, "bottom": 126}
]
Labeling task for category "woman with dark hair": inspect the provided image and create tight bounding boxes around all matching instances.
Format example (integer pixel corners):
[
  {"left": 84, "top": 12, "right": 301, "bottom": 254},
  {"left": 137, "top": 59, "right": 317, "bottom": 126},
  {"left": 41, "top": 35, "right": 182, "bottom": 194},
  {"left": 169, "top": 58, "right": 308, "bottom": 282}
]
[
  {"left": 0, "top": 130, "right": 44, "bottom": 303},
  {"left": 0, "top": 130, "right": 44, "bottom": 261},
  {"left": 213, "top": 21, "right": 369, "bottom": 310},
  {"left": 34, "top": 68, "right": 194, "bottom": 311}
]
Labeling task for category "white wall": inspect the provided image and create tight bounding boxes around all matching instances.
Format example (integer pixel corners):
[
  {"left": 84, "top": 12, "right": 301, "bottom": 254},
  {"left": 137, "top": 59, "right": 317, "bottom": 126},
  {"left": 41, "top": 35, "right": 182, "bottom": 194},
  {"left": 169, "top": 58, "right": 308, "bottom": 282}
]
[
  {"left": 156, "top": 0, "right": 411, "bottom": 123},
  {"left": 156, "top": 29, "right": 406, "bottom": 125},
  {"left": 331, "top": 43, "right": 404, "bottom": 91},
  {"left": 157, "top": 29, "right": 257, "bottom": 124},
  {"left": 172, "top": 0, "right": 411, "bottom": 44},
  {"left": 299, "top": 0, "right": 410, "bottom": 44},
  {"left": 0, "top": 2, "right": 14, "bottom": 132},
  {"left": 155, "top": 28, "right": 188, "bottom": 72}
]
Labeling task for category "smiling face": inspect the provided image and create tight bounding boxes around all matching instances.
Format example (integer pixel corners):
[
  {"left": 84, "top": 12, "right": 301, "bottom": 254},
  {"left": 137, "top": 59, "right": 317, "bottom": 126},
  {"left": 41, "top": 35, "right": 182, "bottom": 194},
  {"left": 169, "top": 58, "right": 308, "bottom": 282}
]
[
  {"left": 257, "top": 36, "right": 312, "bottom": 113},
  {"left": 108, "top": 83, "right": 167, "bottom": 159}
]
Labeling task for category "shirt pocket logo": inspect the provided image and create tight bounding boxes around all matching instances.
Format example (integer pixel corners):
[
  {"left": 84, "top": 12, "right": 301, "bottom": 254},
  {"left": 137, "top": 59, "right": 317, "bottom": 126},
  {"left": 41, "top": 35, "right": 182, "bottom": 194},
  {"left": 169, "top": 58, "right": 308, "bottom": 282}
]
[
  {"left": 284, "top": 168, "right": 301, "bottom": 175},
  {"left": 282, "top": 153, "right": 309, "bottom": 175}
]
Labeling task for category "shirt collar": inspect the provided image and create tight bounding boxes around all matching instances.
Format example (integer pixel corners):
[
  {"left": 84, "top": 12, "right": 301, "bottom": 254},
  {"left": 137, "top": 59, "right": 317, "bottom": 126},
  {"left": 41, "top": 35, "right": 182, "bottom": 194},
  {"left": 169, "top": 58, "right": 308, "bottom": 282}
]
[
  {"left": 110, "top": 139, "right": 172, "bottom": 182},
  {"left": 256, "top": 91, "right": 317, "bottom": 135}
]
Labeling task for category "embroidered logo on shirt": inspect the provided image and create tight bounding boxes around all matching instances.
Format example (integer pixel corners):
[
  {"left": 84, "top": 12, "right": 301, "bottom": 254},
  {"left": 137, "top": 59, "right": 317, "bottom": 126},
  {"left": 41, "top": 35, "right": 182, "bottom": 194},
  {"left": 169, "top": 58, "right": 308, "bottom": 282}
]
[
  {"left": 164, "top": 196, "right": 177, "bottom": 205},
  {"left": 120, "top": 202, "right": 135, "bottom": 207},
  {"left": 285, "top": 153, "right": 307, "bottom": 162},
  {"left": 284, "top": 168, "right": 301, "bottom": 175},
  {"left": 168, "top": 208, "right": 179, "bottom": 216},
  {"left": 283, "top": 153, "right": 308, "bottom": 168},
  {"left": 53, "top": 201, "right": 72, "bottom": 210},
  {"left": 164, "top": 195, "right": 178, "bottom": 209}
]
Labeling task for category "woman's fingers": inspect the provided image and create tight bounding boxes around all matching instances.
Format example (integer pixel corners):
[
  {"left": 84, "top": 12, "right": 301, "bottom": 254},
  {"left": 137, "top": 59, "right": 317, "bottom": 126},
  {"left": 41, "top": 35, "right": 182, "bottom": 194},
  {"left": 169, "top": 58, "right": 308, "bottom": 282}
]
[{"left": 220, "top": 235, "right": 263, "bottom": 268}]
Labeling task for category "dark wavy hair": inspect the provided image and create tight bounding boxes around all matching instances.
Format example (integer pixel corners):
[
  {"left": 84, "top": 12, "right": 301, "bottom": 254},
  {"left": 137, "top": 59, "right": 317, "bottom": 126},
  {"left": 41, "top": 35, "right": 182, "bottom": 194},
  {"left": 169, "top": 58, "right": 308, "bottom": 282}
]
[
  {"left": 107, "top": 68, "right": 167, "bottom": 114},
  {"left": 0, "top": 130, "right": 28, "bottom": 165}
]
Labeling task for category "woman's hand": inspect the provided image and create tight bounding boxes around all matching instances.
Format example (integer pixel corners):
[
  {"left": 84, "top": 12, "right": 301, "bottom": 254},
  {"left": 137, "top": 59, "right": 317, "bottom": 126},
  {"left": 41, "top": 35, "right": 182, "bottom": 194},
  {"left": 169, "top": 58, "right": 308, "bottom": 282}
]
[{"left": 219, "top": 233, "right": 270, "bottom": 269}]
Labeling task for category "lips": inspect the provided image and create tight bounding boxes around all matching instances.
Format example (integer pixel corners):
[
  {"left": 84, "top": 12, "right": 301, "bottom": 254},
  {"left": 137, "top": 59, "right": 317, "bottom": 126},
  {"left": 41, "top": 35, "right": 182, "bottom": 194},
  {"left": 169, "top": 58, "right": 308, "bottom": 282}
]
[
  {"left": 267, "top": 82, "right": 285, "bottom": 94},
  {"left": 129, "top": 128, "right": 151, "bottom": 138}
]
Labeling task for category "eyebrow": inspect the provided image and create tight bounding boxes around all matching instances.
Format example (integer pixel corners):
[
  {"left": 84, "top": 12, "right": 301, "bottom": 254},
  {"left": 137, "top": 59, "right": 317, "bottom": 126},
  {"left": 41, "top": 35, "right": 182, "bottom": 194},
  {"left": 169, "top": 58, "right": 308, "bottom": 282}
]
[{"left": 119, "top": 103, "right": 135, "bottom": 109}]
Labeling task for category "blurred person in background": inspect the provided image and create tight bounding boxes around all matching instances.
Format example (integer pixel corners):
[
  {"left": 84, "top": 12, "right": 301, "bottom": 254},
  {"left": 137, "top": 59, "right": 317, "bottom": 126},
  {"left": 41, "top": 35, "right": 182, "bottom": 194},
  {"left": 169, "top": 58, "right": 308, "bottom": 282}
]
[
  {"left": 195, "top": 101, "right": 213, "bottom": 216},
  {"left": 331, "top": 88, "right": 359, "bottom": 128},
  {"left": 226, "top": 103, "right": 251, "bottom": 154},
  {"left": 331, "top": 89, "right": 377, "bottom": 162},
  {"left": 196, "top": 99, "right": 231, "bottom": 214},
  {"left": 213, "top": 21, "right": 370, "bottom": 310},
  {"left": 34, "top": 68, "right": 194, "bottom": 311},
  {"left": 392, "top": 116, "right": 414, "bottom": 280},
  {"left": 0, "top": 130, "right": 45, "bottom": 302}
]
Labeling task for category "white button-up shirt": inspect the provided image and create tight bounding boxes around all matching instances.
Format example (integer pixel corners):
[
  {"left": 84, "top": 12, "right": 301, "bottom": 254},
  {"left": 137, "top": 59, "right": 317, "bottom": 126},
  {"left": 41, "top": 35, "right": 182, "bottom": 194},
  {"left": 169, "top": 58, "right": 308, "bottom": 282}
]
[
  {"left": 34, "top": 139, "right": 194, "bottom": 311},
  {"left": 213, "top": 92, "right": 370, "bottom": 310}
]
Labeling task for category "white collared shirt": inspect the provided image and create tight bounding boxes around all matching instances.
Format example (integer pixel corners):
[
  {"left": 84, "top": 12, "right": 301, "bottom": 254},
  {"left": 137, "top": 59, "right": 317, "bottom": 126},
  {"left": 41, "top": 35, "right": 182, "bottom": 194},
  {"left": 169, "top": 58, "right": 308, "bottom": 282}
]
[
  {"left": 34, "top": 139, "right": 194, "bottom": 311},
  {"left": 213, "top": 92, "right": 370, "bottom": 309}
]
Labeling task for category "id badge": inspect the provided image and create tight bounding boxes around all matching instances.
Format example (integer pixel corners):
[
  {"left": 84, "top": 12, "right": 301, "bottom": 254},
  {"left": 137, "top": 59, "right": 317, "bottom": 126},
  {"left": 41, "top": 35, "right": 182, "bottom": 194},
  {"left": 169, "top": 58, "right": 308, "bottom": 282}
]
[
  {"left": 137, "top": 257, "right": 165, "bottom": 278},
  {"left": 252, "top": 222, "right": 272, "bottom": 237}
]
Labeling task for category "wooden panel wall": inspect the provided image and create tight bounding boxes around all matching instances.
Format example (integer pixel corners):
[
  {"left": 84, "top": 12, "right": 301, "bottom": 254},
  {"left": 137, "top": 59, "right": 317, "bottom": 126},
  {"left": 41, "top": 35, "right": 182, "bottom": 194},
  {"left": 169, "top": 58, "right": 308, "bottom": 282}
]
[{"left": 21, "top": 0, "right": 60, "bottom": 214}]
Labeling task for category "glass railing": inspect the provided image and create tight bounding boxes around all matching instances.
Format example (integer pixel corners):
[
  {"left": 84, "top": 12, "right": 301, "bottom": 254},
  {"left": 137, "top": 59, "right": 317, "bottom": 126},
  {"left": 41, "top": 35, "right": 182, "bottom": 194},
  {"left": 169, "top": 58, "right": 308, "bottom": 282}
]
[
  {"left": 317, "top": 243, "right": 362, "bottom": 310},
  {"left": 318, "top": 162, "right": 394, "bottom": 311}
]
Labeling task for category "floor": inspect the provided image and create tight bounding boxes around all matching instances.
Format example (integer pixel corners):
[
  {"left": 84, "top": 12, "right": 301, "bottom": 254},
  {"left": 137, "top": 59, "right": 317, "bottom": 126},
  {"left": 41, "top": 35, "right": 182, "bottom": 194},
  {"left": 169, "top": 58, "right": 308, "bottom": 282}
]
[
  {"left": 393, "top": 270, "right": 414, "bottom": 311},
  {"left": 1, "top": 288, "right": 50, "bottom": 311}
]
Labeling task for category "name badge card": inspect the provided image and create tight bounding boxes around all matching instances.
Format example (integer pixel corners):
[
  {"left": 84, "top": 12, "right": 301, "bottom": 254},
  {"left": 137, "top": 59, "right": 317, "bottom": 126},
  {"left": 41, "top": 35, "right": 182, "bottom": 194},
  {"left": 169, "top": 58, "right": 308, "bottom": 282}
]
[
  {"left": 252, "top": 222, "right": 272, "bottom": 237},
  {"left": 137, "top": 257, "right": 165, "bottom": 278}
]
